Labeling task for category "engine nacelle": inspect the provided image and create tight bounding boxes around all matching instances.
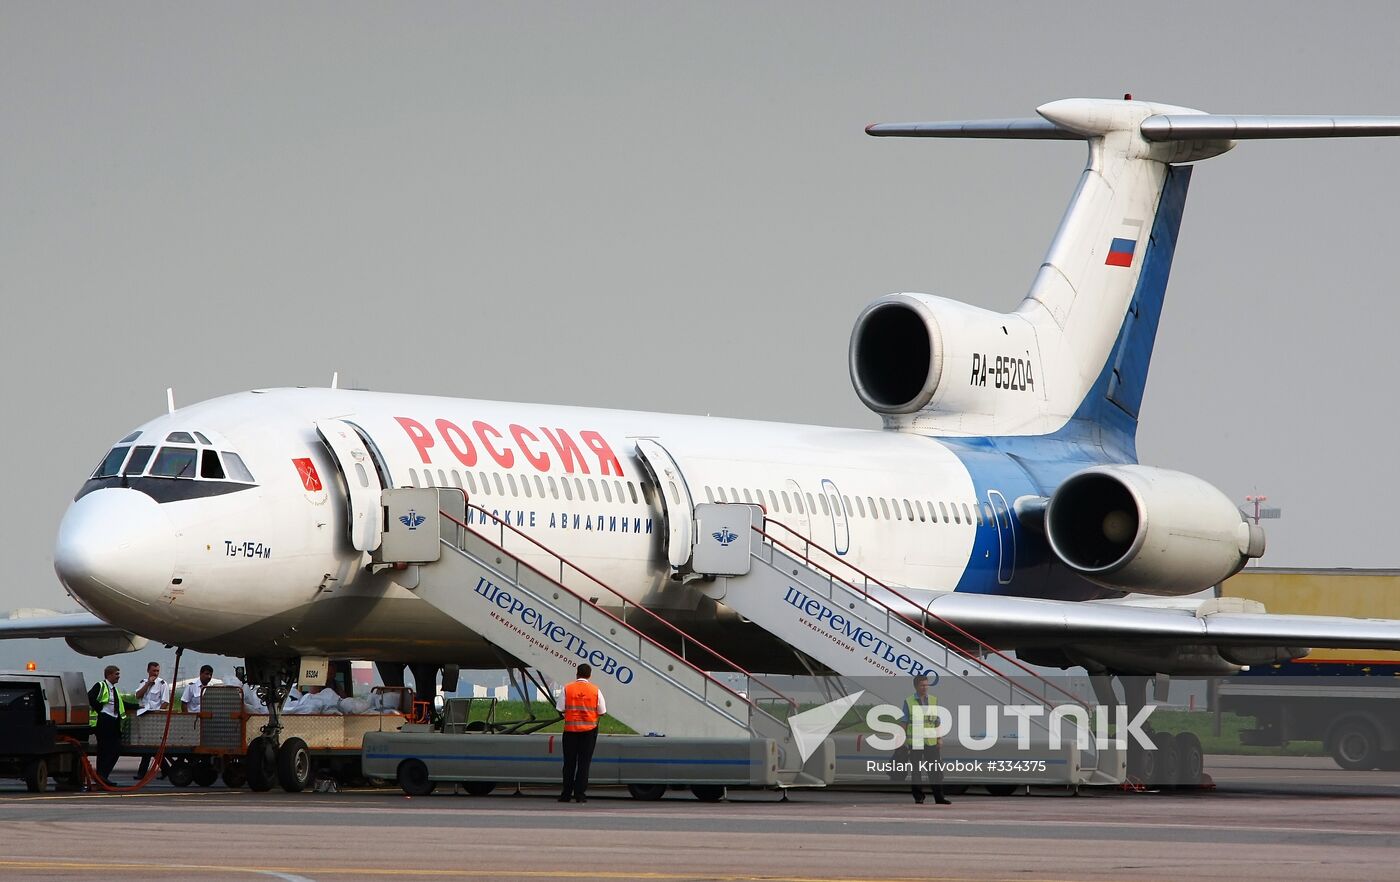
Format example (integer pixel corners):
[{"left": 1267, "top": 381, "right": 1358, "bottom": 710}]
[
  {"left": 1045, "top": 465, "right": 1265, "bottom": 596},
  {"left": 66, "top": 632, "right": 148, "bottom": 657},
  {"left": 849, "top": 292, "right": 1042, "bottom": 421}
]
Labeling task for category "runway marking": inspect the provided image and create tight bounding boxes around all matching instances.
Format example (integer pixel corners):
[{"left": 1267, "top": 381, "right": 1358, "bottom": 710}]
[{"left": 0, "top": 861, "right": 1132, "bottom": 882}]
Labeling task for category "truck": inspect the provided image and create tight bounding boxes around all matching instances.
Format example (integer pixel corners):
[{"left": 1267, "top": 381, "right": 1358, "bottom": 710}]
[
  {"left": 1217, "top": 568, "right": 1400, "bottom": 770},
  {"left": 0, "top": 671, "right": 91, "bottom": 792}
]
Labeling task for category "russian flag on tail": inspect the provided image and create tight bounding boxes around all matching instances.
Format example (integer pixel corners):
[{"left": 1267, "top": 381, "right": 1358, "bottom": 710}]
[{"left": 1105, "top": 237, "right": 1136, "bottom": 267}]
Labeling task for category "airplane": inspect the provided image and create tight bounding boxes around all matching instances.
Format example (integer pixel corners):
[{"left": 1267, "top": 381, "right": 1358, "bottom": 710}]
[{"left": 9, "top": 96, "right": 1400, "bottom": 723}]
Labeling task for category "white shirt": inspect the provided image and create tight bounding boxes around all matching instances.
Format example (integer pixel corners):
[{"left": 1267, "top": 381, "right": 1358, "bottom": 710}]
[
  {"left": 135, "top": 677, "right": 170, "bottom": 715},
  {"left": 555, "top": 679, "right": 606, "bottom": 715},
  {"left": 181, "top": 680, "right": 210, "bottom": 713}
]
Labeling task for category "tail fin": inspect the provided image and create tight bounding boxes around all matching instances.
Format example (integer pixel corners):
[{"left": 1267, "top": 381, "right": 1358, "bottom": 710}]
[{"left": 868, "top": 98, "right": 1400, "bottom": 453}]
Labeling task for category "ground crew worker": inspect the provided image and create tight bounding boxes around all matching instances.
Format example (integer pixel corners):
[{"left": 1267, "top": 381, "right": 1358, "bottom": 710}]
[
  {"left": 181, "top": 664, "right": 215, "bottom": 714},
  {"left": 903, "top": 673, "right": 951, "bottom": 805},
  {"left": 133, "top": 660, "right": 171, "bottom": 779},
  {"left": 557, "top": 663, "right": 606, "bottom": 803},
  {"left": 87, "top": 664, "right": 125, "bottom": 785}
]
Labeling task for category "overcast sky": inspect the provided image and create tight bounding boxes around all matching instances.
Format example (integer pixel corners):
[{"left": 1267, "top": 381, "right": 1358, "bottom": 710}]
[{"left": 3, "top": 4, "right": 1398, "bottom": 667}]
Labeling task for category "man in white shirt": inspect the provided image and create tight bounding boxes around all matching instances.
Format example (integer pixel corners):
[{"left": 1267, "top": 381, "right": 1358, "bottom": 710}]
[
  {"left": 133, "top": 660, "right": 171, "bottom": 779},
  {"left": 181, "top": 665, "right": 215, "bottom": 714}
]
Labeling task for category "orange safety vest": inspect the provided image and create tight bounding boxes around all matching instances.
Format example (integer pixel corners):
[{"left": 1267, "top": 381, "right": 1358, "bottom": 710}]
[{"left": 562, "top": 680, "right": 601, "bottom": 732}]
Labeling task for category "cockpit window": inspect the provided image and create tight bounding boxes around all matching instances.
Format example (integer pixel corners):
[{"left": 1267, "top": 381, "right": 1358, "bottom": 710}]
[
  {"left": 222, "top": 452, "right": 255, "bottom": 483},
  {"left": 199, "top": 449, "right": 226, "bottom": 480},
  {"left": 93, "top": 446, "right": 130, "bottom": 478},
  {"left": 119, "top": 431, "right": 142, "bottom": 443},
  {"left": 123, "top": 446, "right": 155, "bottom": 476},
  {"left": 194, "top": 432, "right": 212, "bottom": 445},
  {"left": 165, "top": 432, "right": 196, "bottom": 443},
  {"left": 150, "top": 447, "right": 198, "bottom": 478}
]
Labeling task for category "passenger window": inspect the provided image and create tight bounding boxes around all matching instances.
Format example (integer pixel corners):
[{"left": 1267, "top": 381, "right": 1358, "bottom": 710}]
[
  {"left": 438, "top": 469, "right": 449, "bottom": 487},
  {"left": 915, "top": 500, "right": 926, "bottom": 522},
  {"left": 356, "top": 463, "right": 371, "bottom": 488},
  {"left": 464, "top": 472, "right": 478, "bottom": 494},
  {"left": 939, "top": 501, "right": 950, "bottom": 522},
  {"left": 165, "top": 432, "right": 195, "bottom": 443},
  {"left": 879, "top": 498, "right": 891, "bottom": 519},
  {"left": 717, "top": 487, "right": 728, "bottom": 503},
  {"left": 742, "top": 489, "right": 753, "bottom": 504},
  {"left": 223, "top": 452, "right": 255, "bottom": 483},
  {"left": 704, "top": 487, "right": 715, "bottom": 503},
  {"left": 94, "top": 446, "right": 130, "bottom": 478},
  {"left": 477, "top": 472, "right": 491, "bottom": 495},
  {"left": 842, "top": 495, "right": 852, "bottom": 516},
  {"left": 200, "top": 449, "right": 226, "bottom": 480},
  {"left": 408, "top": 469, "right": 421, "bottom": 488},
  {"left": 641, "top": 481, "right": 655, "bottom": 505},
  {"left": 794, "top": 494, "right": 805, "bottom": 515},
  {"left": 904, "top": 499, "right": 915, "bottom": 520},
  {"left": 768, "top": 490, "right": 780, "bottom": 513},
  {"left": 891, "top": 499, "right": 902, "bottom": 520},
  {"left": 150, "top": 447, "right": 197, "bottom": 478},
  {"left": 507, "top": 474, "right": 519, "bottom": 496},
  {"left": 854, "top": 496, "right": 866, "bottom": 518},
  {"left": 614, "top": 480, "right": 625, "bottom": 502},
  {"left": 494, "top": 474, "right": 506, "bottom": 496},
  {"left": 574, "top": 478, "right": 586, "bottom": 500},
  {"left": 123, "top": 446, "right": 154, "bottom": 477},
  {"left": 951, "top": 502, "right": 961, "bottom": 524},
  {"left": 818, "top": 494, "right": 830, "bottom": 515},
  {"left": 452, "top": 471, "right": 464, "bottom": 490},
  {"left": 193, "top": 432, "right": 212, "bottom": 445},
  {"left": 627, "top": 482, "right": 639, "bottom": 504},
  {"left": 668, "top": 481, "right": 681, "bottom": 505},
  {"left": 588, "top": 479, "right": 598, "bottom": 502},
  {"left": 521, "top": 475, "right": 533, "bottom": 498},
  {"left": 962, "top": 503, "right": 973, "bottom": 524},
  {"left": 600, "top": 481, "right": 611, "bottom": 503},
  {"left": 548, "top": 476, "right": 559, "bottom": 499},
  {"left": 805, "top": 493, "right": 817, "bottom": 515},
  {"left": 562, "top": 478, "right": 574, "bottom": 501},
  {"left": 535, "top": 476, "right": 547, "bottom": 498},
  {"left": 983, "top": 502, "right": 995, "bottom": 524}
]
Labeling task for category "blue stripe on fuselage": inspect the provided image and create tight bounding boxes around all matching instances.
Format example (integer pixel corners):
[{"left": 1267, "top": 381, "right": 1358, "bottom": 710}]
[{"left": 937, "top": 166, "right": 1193, "bottom": 601}]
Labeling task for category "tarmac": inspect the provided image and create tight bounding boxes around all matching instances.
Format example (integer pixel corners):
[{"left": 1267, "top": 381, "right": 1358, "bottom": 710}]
[{"left": 1, "top": 755, "right": 1397, "bottom": 881}]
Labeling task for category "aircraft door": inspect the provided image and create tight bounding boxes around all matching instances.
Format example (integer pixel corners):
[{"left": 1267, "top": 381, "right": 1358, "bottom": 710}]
[
  {"left": 820, "top": 478, "right": 850, "bottom": 556},
  {"left": 987, "top": 489, "right": 1015, "bottom": 584},
  {"left": 783, "top": 478, "right": 811, "bottom": 540},
  {"left": 633, "top": 439, "right": 696, "bottom": 569},
  {"left": 316, "top": 419, "right": 384, "bottom": 553}
]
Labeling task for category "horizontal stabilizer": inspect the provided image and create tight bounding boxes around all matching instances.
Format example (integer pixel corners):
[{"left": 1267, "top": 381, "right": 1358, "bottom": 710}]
[
  {"left": 1141, "top": 114, "right": 1400, "bottom": 141},
  {"left": 865, "top": 118, "right": 1082, "bottom": 139}
]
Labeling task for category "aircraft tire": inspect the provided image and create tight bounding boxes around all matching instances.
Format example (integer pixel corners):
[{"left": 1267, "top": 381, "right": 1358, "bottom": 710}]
[
  {"left": 276, "top": 737, "right": 312, "bottom": 793},
  {"left": 245, "top": 737, "right": 277, "bottom": 792}
]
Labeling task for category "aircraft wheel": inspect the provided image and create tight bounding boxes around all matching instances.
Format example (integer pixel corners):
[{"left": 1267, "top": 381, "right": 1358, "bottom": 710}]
[
  {"left": 1329, "top": 717, "right": 1383, "bottom": 770},
  {"left": 192, "top": 758, "right": 219, "bottom": 788},
  {"left": 1175, "top": 732, "right": 1204, "bottom": 787},
  {"left": 627, "top": 783, "right": 667, "bottom": 801},
  {"left": 166, "top": 758, "right": 195, "bottom": 788},
  {"left": 463, "top": 781, "right": 496, "bottom": 796},
  {"left": 397, "top": 759, "right": 435, "bottom": 796},
  {"left": 23, "top": 758, "right": 49, "bottom": 793},
  {"left": 690, "top": 784, "right": 726, "bottom": 802},
  {"left": 245, "top": 737, "right": 277, "bottom": 792},
  {"left": 221, "top": 759, "right": 247, "bottom": 789},
  {"left": 276, "top": 737, "right": 312, "bottom": 793},
  {"left": 984, "top": 783, "right": 1018, "bottom": 797},
  {"left": 1150, "top": 731, "right": 1179, "bottom": 787}
]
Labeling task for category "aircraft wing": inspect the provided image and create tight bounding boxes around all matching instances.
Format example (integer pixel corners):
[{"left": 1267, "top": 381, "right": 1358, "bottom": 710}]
[
  {"left": 921, "top": 592, "right": 1400, "bottom": 651},
  {"left": 0, "top": 611, "right": 131, "bottom": 639}
]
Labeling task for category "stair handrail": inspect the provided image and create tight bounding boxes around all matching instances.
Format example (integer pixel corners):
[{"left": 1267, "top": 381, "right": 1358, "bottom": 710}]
[
  {"left": 756, "top": 515, "right": 1086, "bottom": 711},
  {"left": 441, "top": 504, "right": 800, "bottom": 719}
]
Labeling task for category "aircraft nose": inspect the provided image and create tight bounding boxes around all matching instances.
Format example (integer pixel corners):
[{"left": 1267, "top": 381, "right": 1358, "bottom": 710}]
[{"left": 54, "top": 488, "right": 176, "bottom": 616}]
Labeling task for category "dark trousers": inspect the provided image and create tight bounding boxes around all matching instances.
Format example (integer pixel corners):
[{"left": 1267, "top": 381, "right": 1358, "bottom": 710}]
[
  {"left": 560, "top": 728, "right": 599, "bottom": 799},
  {"left": 910, "top": 744, "right": 945, "bottom": 802},
  {"left": 95, "top": 715, "right": 123, "bottom": 784}
]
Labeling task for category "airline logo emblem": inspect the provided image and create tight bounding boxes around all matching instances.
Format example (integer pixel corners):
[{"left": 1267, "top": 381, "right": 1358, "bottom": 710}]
[
  {"left": 293, "top": 458, "right": 322, "bottom": 492},
  {"left": 712, "top": 528, "right": 738, "bottom": 546},
  {"left": 399, "top": 510, "right": 426, "bottom": 530},
  {"left": 1105, "top": 237, "right": 1136, "bottom": 267}
]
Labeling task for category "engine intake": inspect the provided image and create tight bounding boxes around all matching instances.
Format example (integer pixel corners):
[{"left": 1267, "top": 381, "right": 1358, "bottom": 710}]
[
  {"left": 1045, "top": 465, "right": 1265, "bottom": 596},
  {"left": 849, "top": 297, "right": 942, "bottom": 413}
]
